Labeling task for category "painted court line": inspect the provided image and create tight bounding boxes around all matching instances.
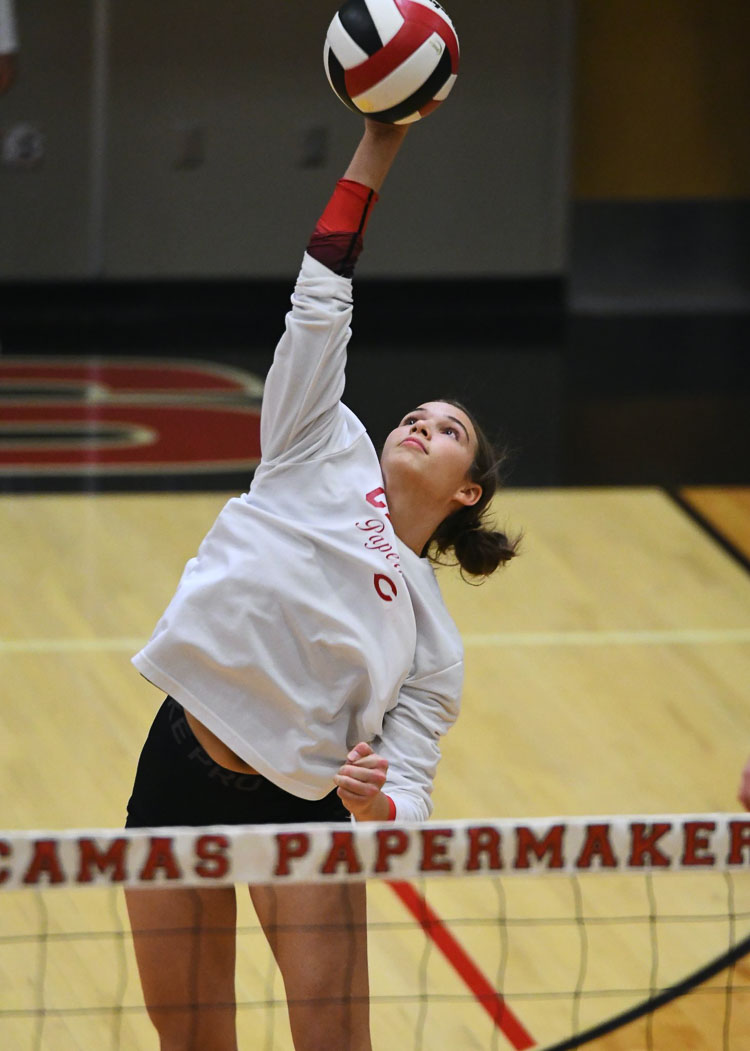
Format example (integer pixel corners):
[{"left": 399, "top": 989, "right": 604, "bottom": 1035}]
[
  {"left": 389, "top": 880, "right": 535, "bottom": 1049},
  {"left": 0, "top": 638, "right": 145, "bottom": 653},
  {"left": 3, "top": 628, "right": 750, "bottom": 654},
  {"left": 463, "top": 628, "right": 750, "bottom": 647}
]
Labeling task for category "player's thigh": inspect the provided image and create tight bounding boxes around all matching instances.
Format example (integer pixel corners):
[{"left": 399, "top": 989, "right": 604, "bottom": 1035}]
[
  {"left": 249, "top": 881, "right": 369, "bottom": 998},
  {"left": 126, "top": 885, "right": 238, "bottom": 1004}
]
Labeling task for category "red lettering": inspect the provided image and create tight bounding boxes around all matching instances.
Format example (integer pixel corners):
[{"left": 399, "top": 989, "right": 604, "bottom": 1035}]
[
  {"left": 628, "top": 823, "right": 672, "bottom": 868},
  {"left": 728, "top": 821, "right": 750, "bottom": 865},
  {"left": 23, "top": 840, "right": 66, "bottom": 885},
  {"left": 576, "top": 824, "right": 618, "bottom": 870},
  {"left": 274, "top": 833, "right": 310, "bottom": 877},
  {"left": 681, "top": 821, "right": 716, "bottom": 867},
  {"left": 357, "top": 518, "right": 384, "bottom": 534},
  {"left": 374, "top": 829, "right": 410, "bottom": 873},
  {"left": 195, "top": 835, "right": 230, "bottom": 879},
  {"left": 366, "top": 487, "right": 391, "bottom": 520},
  {"left": 138, "top": 837, "right": 182, "bottom": 882},
  {"left": 465, "top": 827, "right": 502, "bottom": 872},
  {"left": 420, "top": 828, "right": 453, "bottom": 872},
  {"left": 320, "top": 831, "right": 363, "bottom": 875},
  {"left": 374, "top": 573, "right": 397, "bottom": 602},
  {"left": 514, "top": 825, "right": 564, "bottom": 870},
  {"left": 0, "top": 840, "right": 9, "bottom": 885},
  {"left": 76, "top": 838, "right": 128, "bottom": 883}
]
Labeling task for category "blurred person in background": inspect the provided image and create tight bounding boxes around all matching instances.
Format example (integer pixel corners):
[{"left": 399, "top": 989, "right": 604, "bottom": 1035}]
[
  {"left": 738, "top": 757, "right": 750, "bottom": 810},
  {"left": 0, "top": 0, "right": 18, "bottom": 95}
]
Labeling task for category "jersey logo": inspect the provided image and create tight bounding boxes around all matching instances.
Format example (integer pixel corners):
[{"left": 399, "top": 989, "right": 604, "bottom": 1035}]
[
  {"left": 366, "top": 486, "right": 391, "bottom": 521},
  {"left": 374, "top": 573, "right": 398, "bottom": 602}
]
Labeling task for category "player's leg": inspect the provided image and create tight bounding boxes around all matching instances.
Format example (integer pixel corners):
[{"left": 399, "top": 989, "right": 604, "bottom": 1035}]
[
  {"left": 126, "top": 885, "right": 238, "bottom": 1051},
  {"left": 124, "top": 698, "right": 240, "bottom": 1048},
  {"left": 250, "top": 881, "right": 371, "bottom": 1051}
]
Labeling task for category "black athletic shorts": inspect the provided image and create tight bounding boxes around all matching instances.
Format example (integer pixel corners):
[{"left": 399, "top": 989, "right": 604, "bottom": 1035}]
[{"left": 126, "top": 696, "right": 349, "bottom": 828}]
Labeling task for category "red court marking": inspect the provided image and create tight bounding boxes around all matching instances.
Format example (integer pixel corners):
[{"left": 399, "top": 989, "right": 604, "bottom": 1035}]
[
  {"left": 0, "top": 359, "right": 262, "bottom": 473},
  {"left": 388, "top": 880, "right": 536, "bottom": 1049},
  {"left": 0, "top": 360, "right": 251, "bottom": 392}
]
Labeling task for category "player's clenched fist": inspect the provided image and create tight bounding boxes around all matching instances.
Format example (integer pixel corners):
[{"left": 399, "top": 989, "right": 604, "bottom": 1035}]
[{"left": 334, "top": 742, "right": 391, "bottom": 821}]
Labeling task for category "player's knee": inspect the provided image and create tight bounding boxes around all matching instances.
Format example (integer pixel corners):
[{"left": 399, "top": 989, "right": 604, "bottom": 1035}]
[{"left": 146, "top": 1005, "right": 237, "bottom": 1051}]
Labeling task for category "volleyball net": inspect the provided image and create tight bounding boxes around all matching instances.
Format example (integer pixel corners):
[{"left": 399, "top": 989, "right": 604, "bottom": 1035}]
[{"left": 2, "top": 813, "right": 750, "bottom": 1050}]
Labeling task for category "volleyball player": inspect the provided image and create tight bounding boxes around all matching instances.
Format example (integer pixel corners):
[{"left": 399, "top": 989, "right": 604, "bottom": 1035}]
[{"left": 125, "top": 117, "right": 517, "bottom": 1051}]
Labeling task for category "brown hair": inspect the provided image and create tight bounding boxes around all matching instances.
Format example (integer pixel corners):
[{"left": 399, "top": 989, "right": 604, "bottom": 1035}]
[{"left": 423, "top": 398, "right": 520, "bottom": 579}]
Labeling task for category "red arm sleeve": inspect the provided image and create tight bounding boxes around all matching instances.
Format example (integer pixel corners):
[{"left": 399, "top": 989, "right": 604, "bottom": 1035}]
[{"left": 307, "top": 178, "right": 379, "bottom": 277}]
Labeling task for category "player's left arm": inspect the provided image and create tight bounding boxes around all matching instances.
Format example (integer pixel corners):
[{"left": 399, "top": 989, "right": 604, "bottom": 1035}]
[{"left": 336, "top": 668, "right": 461, "bottom": 823}]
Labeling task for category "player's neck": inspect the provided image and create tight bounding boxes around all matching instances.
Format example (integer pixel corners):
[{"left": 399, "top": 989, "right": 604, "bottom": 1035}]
[{"left": 387, "top": 486, "right": 445, "bottom": 558}]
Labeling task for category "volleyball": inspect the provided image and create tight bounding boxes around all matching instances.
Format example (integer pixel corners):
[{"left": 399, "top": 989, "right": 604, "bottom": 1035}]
[{"left": 324, "top": 0, "right": 460, "bottom": 125}]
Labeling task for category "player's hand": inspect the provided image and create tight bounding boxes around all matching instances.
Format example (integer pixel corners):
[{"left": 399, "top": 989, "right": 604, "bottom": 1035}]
[
  {"left": 738, "top": 756, "right": 750, "bottom": 810},
  {"left": 334, "top": 742, "right": 390, "bottom": 821},
  {"left": 363, "top": 116, "right": 409, "bottom": 139}
]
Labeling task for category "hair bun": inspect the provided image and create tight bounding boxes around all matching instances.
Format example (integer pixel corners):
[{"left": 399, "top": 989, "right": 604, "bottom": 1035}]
[{"left": 453, "top": 527, "right": 518, "bottom": 579}]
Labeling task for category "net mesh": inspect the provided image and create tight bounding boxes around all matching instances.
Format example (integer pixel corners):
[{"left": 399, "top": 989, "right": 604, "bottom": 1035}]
[{"left": 2, "top": 814, "right": 750, "bottom": 1050}]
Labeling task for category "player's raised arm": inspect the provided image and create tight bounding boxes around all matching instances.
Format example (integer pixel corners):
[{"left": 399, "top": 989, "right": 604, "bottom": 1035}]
[
  {"left": 343, "top": 118, "right": 409, "bottom": 193},
  {"left": 259, "top": 119, "right": 409, "bottom": 463},
  {"left": 304, "top": 118, "right": 408, "bottom": 280}
]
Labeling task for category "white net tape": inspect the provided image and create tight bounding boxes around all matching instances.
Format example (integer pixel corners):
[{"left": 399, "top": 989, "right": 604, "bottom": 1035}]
[{"left": 1, "top": 813, "right": 749, "bottom": 891}]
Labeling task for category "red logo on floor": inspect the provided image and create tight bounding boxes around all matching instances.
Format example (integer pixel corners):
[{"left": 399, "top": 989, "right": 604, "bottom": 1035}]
[{"left": 0, "top": 357, "right": 263, "bottom": 481}]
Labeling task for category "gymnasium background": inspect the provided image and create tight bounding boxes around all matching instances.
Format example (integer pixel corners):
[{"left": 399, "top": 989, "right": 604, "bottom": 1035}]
[
  {"left": 1, "top": 0, "right": 746, "bottom": 495},
  {"left": 1, "top": 4, "right": 750, "bottom": 1048}
]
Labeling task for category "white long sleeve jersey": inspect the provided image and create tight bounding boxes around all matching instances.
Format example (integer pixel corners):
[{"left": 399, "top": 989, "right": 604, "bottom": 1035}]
[{"left": 133, "top": 253, "right": 463, "bottom": 822}]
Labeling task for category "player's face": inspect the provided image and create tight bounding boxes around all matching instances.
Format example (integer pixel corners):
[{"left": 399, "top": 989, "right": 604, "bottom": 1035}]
[{"left": 380, "top": 401, "right": 482, "bottom": 510}]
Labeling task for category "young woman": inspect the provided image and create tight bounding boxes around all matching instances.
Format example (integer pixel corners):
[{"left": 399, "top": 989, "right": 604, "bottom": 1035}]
[{"left": 125, "top": 118, "right": 517, "bottom": 1051}]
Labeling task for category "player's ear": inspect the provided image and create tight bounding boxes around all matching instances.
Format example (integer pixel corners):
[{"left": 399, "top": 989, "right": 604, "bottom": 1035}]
[{"left": 453, "top": 481, "right": 482, "bottom": 509}]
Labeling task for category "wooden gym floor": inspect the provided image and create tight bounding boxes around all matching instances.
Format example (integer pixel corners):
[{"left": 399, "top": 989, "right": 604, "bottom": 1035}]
[{"left": 0, "top": 483, "right": 748, "bottom": 1049}]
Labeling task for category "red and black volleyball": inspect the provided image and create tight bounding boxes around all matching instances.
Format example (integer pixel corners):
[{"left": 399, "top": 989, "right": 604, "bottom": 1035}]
[{"left": 324, "top": 0, "right": 460, "bottom": 124}]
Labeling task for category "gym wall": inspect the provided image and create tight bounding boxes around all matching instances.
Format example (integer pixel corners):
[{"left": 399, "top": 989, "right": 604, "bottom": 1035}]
[
  {"left": 570, "top": 0, "right": 750, "bottom": 311},
  {"left": 0, "top": 0, "right": 573, "bottom": 280}
]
